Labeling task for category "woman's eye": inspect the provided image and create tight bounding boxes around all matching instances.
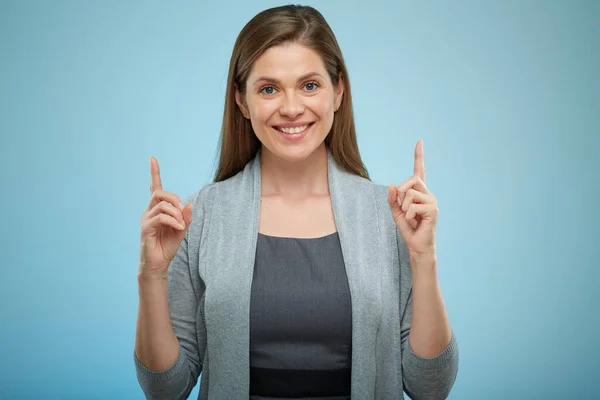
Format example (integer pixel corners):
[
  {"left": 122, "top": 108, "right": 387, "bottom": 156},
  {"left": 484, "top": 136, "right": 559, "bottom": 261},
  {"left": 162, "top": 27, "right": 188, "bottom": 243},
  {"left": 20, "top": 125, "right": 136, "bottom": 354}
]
[
  {"left": 260, "top": 86, "right": 276, "bottom": 95},
  {"left": 260, "top": 82, "right": 318, "bottom": 95},
  {"left": 304, "top": 82, "right": 319, "bottom": 91}
]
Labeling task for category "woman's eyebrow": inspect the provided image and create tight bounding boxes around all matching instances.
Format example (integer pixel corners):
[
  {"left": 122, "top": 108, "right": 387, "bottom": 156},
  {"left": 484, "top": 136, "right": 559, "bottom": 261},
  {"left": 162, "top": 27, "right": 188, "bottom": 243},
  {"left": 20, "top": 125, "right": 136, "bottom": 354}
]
[{"left": 252, "top": 72, "right": 324, "bottom": 86}]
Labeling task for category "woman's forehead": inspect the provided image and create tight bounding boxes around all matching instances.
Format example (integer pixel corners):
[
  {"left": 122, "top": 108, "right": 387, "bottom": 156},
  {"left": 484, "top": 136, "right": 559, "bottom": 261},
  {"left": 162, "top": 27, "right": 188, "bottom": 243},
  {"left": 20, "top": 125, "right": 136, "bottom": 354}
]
[{"left": 249, "top": 43, "right": 328, "bottom": 84}]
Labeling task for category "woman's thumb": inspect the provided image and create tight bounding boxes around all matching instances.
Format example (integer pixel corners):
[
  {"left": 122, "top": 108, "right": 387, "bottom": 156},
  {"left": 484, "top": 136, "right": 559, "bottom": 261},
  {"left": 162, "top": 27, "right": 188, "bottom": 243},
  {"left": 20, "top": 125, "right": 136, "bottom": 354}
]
[{"left": 182, "top": 203, "right": 193, "bottom": 227}]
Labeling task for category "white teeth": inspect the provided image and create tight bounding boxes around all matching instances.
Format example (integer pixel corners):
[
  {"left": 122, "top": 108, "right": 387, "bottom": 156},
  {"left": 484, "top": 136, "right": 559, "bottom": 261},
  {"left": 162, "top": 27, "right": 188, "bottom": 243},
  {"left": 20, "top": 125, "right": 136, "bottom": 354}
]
[{"left": 277, "top": 124, "right": 310, "bottom": 134}]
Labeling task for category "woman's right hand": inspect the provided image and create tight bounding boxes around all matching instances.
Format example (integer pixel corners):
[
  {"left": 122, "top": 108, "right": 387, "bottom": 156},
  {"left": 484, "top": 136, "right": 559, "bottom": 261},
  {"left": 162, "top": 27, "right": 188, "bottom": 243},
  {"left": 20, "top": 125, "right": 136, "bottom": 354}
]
[{"left": 139, "top": 156, "right": 193, "bottom": 278}]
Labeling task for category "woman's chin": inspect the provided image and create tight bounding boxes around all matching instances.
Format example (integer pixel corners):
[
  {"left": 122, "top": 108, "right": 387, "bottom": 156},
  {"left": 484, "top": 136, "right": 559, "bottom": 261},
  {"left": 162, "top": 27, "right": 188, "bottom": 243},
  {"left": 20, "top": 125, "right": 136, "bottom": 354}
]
[{"left": 263, "top": 139, "right": 326, "bottom": 163}]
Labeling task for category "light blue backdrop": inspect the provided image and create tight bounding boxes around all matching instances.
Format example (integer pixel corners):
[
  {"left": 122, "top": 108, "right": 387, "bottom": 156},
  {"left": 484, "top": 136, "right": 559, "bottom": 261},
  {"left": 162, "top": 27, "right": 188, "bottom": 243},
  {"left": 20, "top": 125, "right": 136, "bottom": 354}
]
[{"left": 1, "top": 0, "right": 598, "bottom": 399}]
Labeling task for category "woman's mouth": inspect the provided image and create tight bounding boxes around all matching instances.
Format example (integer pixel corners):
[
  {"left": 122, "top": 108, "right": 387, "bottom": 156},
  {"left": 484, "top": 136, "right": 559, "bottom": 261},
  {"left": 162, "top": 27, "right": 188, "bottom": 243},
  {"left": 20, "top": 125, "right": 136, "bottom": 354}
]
[
  {"left": 274, "top": 122, "right": 314, "bottom": 135},
  {"left": 272, "top": 122, "right": 315, "bottom": 141}
]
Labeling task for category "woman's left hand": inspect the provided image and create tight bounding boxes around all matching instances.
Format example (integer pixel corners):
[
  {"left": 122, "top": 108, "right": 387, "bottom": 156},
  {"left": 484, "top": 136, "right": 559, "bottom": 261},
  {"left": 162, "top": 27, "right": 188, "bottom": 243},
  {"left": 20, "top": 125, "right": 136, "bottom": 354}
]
[{"left": 387, "top": 140, "right": 438, "bottom": 260}]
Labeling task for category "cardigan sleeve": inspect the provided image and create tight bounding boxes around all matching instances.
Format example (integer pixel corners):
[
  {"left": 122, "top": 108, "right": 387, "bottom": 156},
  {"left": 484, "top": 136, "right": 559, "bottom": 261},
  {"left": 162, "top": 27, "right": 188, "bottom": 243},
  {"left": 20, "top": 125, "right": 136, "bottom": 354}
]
[
  {"left": 134, "top": 193, "right": 206, "bottom": 400},
  {"left": 397, "top": 228, "right": 459, "bottom": 399}
]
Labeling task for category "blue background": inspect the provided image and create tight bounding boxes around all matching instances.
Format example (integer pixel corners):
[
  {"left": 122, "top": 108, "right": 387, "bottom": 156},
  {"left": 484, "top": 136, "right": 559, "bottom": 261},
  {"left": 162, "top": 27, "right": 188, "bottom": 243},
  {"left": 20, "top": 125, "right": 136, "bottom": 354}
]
[{"left": 1, "top": 0, "right": 598, "bottom": 398}]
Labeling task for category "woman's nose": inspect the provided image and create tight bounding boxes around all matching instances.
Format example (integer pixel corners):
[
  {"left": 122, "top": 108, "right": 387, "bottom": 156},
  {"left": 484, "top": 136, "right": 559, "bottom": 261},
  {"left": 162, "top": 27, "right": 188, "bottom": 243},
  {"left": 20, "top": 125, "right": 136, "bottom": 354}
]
[{"left": 279, "top": 91, "right": 305, "bottom": 118}]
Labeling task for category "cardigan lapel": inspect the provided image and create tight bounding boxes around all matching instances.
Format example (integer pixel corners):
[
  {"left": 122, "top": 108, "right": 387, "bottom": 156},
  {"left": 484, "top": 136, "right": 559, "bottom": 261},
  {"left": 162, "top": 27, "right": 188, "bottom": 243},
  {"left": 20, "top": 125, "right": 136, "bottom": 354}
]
[
  {"left": 203, "top": 152, "right": 262, "bottom": 399},
  {"left": 327, "top": 150, "right": 381, "bottom": 398}
]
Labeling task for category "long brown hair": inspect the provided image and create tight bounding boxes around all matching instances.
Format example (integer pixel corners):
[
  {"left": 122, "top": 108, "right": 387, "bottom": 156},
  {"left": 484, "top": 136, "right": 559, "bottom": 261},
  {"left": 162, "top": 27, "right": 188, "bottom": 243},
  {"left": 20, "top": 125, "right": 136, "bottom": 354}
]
[{"left": 213, "top": 5, "right": 370, "bottom": 182}]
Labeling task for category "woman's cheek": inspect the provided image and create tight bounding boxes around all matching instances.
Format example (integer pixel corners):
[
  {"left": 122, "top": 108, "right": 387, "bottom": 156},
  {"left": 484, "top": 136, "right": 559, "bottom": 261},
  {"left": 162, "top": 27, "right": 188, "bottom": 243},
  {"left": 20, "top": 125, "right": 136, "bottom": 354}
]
[
  {"left": 306, "top": 94, "right": 331, "bottom": 116},
  {"left": 254, "top": 101, "right": 279, "bottom": 123}
]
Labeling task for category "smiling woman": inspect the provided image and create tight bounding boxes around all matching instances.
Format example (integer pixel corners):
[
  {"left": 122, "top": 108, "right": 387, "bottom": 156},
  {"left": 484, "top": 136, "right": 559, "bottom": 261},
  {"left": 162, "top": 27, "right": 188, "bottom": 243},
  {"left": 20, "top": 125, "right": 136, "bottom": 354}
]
[
  {"left": 215, "top": 5, "right": 367, "bottom": 183},
  {"left": 134, "top": 4, "right": 459, "bottom": 400},
  {"left": 236, "top": 44, "right": 343, "bottom": 159}
]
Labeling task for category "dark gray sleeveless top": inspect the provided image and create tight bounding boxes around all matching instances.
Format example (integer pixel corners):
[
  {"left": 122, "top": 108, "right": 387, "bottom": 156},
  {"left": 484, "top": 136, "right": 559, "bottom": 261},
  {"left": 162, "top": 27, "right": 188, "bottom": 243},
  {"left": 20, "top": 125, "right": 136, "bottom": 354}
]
[{"left": 249, "top": 232, "right": 352, "bottom": 400}]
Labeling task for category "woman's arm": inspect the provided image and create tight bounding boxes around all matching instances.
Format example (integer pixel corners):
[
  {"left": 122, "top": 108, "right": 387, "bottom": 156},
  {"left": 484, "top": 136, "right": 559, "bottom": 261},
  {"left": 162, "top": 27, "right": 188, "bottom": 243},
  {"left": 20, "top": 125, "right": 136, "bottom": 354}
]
[
  {"left": 398, "top": 230, "right": 459, "bottom": 400},
  {"left": 134, "top": 205, "right": 204, "bottom": 400},
  {"left": 135, "top": 272, "right": 180, "bottom": 372},
  {"left": 407, "top": 254, "right": 453, "bottom": 358}
]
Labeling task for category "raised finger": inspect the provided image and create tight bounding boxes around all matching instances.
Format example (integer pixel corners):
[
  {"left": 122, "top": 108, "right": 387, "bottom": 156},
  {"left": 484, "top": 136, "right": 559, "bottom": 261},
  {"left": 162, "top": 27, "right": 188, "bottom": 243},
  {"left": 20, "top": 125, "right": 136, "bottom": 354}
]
[
  {"left": 413, "top": 140, "right": 426, "bottom": 183},
  {"left": 150, "top": 156, "right": 163, "bottom": 194}
]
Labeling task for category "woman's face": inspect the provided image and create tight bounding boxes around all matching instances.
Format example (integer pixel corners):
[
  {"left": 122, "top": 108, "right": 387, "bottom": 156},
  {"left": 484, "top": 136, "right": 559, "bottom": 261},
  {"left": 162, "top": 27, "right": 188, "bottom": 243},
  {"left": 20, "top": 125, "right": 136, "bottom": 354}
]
[{"left": 236, "top": 42, "right": 344, "bottom": 163}]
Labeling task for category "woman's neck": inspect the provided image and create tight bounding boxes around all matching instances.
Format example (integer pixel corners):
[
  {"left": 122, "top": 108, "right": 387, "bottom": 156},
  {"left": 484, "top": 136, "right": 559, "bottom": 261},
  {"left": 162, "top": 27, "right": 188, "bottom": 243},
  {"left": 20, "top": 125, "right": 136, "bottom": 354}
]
[{"left": 260, "top": 144, "right": 329, "bottom": 199}]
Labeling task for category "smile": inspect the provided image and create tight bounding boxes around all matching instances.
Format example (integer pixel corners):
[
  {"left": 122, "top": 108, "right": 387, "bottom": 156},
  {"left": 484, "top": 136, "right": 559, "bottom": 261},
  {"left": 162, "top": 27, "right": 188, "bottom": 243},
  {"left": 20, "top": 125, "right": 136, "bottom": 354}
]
[{"left": 274, "top": 123, "right": 314, "bottom": 135}]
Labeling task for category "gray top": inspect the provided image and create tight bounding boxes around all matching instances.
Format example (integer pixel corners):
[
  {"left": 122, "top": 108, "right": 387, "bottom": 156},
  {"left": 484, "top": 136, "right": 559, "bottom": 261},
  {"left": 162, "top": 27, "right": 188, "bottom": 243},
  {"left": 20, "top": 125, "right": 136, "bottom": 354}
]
[
  {"left": 134, "top": 148, "right": 459, "bottom": 399},
  {"left": 250, "top": 232, "right": 351, "bottom": 399}
]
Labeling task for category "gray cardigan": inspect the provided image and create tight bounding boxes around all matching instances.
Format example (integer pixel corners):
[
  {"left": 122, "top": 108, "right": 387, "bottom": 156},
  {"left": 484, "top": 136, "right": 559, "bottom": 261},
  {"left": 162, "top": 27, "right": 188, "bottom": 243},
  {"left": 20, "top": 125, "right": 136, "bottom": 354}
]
[{"left": 134, "top": 149, "right": 459, "bottom": 399}]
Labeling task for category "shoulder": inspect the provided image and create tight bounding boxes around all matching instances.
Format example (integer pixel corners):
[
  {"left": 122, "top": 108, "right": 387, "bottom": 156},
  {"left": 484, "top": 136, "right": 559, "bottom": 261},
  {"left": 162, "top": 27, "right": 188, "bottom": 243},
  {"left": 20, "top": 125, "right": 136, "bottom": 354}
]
[
  {"left": 332, "top": 170, "right": 398, "bottom": 243},
  {"left": 183, "top": 179, "right": 235, "bottom": 213},
  {"left": 338, "top": 173, "right": 410, "bottom": 277},
  {"left": 332, "top": 160, "right": 388, "bottom": 196},
  {"left": 183, "top": 165, "right": 250, "bottom": 220},
  {"left": 339, "top": 171, "right": 391, "bottom": 212},
  {"left": 351, "top": 177, "right": 412, "bottom": 288}
]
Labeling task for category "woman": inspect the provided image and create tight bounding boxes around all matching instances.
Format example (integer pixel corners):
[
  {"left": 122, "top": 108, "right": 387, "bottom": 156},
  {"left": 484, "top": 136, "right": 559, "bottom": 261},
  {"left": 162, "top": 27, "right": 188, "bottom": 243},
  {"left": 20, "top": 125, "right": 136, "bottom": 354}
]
[{"left": 134, "top": 5, "right": 458, "bottom": 400}]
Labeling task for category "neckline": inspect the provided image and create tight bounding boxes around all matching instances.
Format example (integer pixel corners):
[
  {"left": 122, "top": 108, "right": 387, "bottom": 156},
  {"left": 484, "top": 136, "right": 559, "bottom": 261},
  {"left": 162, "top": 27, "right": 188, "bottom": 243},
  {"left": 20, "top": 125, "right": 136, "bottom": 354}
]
[{"left": 258, "top": 231, "right": 338, "bottom": 240}]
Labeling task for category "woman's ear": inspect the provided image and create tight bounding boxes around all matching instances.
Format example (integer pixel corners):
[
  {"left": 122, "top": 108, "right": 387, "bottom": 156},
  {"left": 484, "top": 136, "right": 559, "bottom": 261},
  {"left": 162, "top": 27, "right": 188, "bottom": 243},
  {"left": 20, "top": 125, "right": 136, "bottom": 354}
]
[
  {"left": 334, "top": 72, "right": 345, "bottom": 111},
  {"left": 235, "top": 86, "right": 250, "bottom": 119}
]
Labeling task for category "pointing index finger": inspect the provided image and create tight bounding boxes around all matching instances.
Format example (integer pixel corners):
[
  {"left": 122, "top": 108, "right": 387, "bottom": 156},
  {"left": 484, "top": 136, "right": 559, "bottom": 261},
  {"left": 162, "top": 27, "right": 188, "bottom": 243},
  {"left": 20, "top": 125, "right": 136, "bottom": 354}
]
[
  {"left": 413, "top": 139, "right": 426, "bottom": 182},
  {"left": 150, "top": 156, "right": 163, "bottom": 194}
]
